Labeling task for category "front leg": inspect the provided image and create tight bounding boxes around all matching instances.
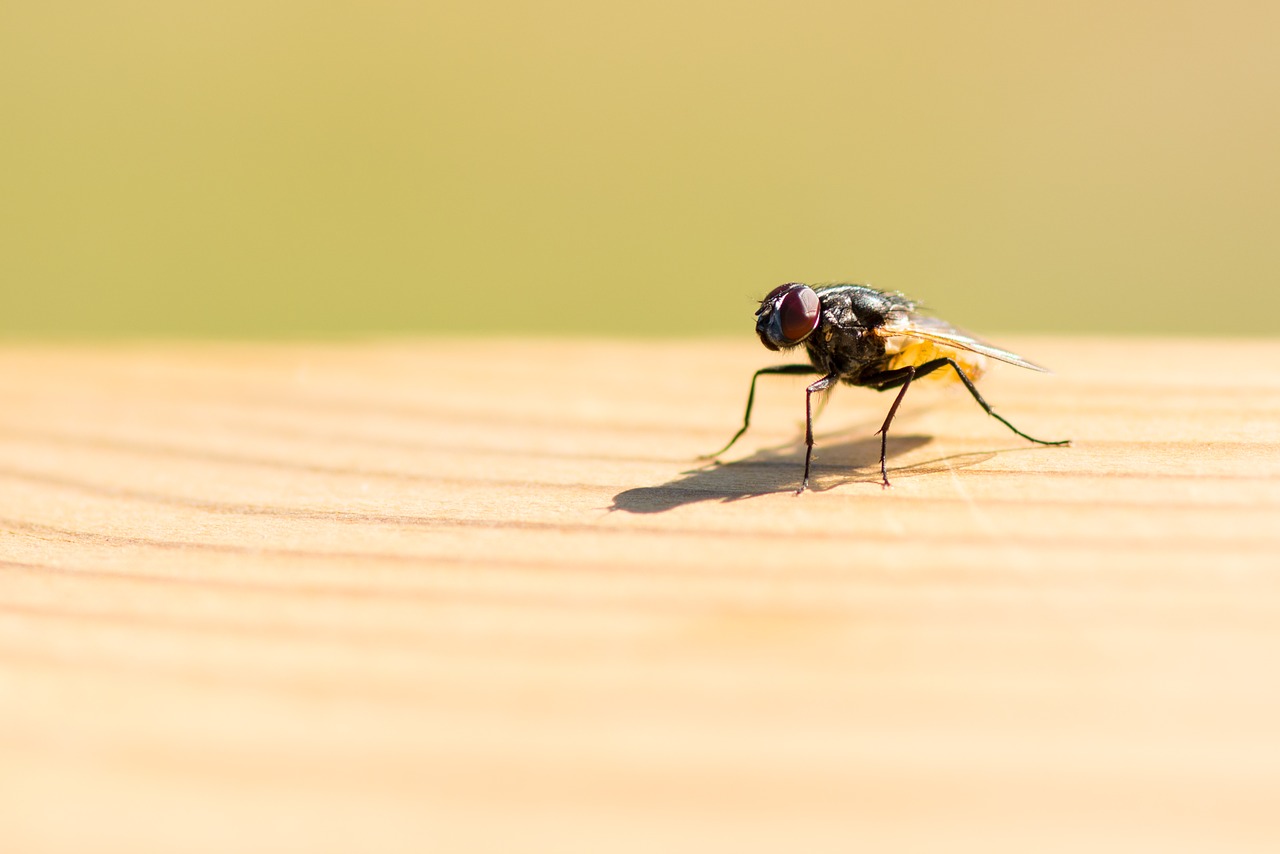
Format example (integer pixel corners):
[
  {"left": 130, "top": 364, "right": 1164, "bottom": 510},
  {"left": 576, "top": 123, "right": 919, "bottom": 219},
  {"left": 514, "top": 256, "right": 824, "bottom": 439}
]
[{"left": 702, "top": 364, "right": 820, "bottom": 460}]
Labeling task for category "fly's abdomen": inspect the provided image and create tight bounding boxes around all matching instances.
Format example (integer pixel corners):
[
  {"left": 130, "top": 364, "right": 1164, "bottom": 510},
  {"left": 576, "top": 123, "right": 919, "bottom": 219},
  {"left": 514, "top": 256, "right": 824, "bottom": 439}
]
[{"left": 883, "top": 337, "right": 987, "bottom": 383}]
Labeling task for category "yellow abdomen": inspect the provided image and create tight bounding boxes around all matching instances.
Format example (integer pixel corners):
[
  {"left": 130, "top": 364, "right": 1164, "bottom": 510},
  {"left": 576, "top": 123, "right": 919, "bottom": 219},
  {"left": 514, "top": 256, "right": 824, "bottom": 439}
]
[{"left": 883, "top": 337, "right": 987, "bottom": 384}]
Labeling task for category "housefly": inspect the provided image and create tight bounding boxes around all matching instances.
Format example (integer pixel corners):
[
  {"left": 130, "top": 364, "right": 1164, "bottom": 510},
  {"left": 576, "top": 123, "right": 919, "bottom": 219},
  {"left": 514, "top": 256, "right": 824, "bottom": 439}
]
[{"left": 706, "top": 283, "right": 1069, "bottom": 493}]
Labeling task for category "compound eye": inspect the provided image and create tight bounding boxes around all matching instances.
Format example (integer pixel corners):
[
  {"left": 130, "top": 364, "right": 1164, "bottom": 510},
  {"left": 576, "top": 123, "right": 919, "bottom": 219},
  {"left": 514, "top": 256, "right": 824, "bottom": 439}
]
[{"left": 776, "top": 284, "right": 820, "bottom": 344}]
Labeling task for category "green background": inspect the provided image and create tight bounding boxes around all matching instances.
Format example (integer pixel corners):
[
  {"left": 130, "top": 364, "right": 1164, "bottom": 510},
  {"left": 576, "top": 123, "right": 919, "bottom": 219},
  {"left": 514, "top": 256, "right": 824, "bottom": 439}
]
[{"left": 3, "top": 0, "right": 1277, "bottom": 338}]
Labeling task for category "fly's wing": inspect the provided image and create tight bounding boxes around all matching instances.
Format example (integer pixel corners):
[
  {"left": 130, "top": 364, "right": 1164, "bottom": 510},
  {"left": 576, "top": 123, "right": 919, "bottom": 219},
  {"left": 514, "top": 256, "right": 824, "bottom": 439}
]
[{"left": 880, "top": 309, "right": 1051, "bottom": 372}]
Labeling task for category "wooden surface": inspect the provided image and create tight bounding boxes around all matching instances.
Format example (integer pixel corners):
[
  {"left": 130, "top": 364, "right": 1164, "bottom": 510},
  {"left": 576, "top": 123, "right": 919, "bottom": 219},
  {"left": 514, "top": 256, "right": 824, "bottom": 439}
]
[{"left": 2, "top": 337, "right": 1279, "bottom": 853}]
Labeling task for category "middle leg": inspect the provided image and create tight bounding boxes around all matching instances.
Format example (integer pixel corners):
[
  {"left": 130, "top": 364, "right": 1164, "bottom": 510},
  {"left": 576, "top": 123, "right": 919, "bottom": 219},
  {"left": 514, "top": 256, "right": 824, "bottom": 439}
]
[{"left": 797, "top": 373, "right": 837, "bottom": 494}]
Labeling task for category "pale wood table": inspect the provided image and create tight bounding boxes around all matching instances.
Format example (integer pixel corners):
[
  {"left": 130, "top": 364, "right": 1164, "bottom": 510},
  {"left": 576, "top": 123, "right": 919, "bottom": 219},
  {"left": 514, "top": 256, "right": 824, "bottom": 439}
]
[{"left": 2, "top": 338, "right": 1278, "bottom": 853}]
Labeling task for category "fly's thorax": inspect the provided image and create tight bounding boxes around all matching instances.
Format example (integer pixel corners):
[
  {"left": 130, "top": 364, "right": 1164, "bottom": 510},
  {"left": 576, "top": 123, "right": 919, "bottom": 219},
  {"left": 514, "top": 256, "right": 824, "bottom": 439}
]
[
  {"left": 803, "top": 310, "right": 886, "bottom": 378},
  {"left": 882, "top": 336, "right": 988, "bottom": 383},
  {"left": 801, "top": 285, "right": 907, "bottom": 376},
  {"left": 819, "top": 284, "right": 916, "bottom": 325}
]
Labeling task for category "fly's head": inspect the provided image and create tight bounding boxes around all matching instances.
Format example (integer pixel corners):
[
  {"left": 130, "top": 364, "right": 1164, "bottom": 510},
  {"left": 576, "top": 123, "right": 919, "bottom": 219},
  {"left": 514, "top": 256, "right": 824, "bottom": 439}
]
[{"left": 756, "top": 283, "right": 821, "bottom": 351}]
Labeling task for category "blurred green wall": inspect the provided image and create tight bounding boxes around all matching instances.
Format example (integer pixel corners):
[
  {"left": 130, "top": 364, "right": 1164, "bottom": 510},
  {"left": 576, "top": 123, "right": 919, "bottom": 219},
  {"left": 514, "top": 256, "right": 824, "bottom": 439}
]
[{"left": 2, "top": 0, "right": 1277, "bottom": 337}]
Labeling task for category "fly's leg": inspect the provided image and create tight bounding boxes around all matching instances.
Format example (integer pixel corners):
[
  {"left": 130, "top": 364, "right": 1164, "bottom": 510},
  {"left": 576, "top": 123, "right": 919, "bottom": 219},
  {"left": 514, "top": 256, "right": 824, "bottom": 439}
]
[
  {"left": 797, "top": 373, "right": 837, "bottom": 494},
  {"left": 862, "top": 358, "right": 1070, "bottom": 486},
  {"left": 872, "top": 367, "right": 918, "bottom": 487},
  {"left": 907, "top": 358, "right": 1071, "bottom": 447},
  {"left": 702, "top": 364, "right": 820, "bottom": 460}
]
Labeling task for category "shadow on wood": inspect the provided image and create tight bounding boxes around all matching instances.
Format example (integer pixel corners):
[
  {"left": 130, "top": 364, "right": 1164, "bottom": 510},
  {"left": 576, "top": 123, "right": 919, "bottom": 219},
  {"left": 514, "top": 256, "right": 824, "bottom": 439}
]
[{"left": 611, "top": 433, "right": 1011, "bottom": 513}]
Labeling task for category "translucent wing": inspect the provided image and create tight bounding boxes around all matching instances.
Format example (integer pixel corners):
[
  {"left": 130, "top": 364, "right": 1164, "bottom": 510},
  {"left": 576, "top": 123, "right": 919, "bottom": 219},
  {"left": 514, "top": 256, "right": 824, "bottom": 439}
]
[{"left": 880, "top": 310, "right": 1051, "bottom": 373}]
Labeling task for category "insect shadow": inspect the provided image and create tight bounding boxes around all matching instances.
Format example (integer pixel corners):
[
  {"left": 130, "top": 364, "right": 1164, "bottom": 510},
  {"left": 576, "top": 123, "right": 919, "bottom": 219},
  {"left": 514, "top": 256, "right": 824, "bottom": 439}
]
[{"left": 611, "top": 433, "right": 999, "bottom": 514}]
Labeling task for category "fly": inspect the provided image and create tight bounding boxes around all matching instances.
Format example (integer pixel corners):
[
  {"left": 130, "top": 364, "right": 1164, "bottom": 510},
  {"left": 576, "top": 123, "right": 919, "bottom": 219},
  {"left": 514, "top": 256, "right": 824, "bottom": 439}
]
[{"left": 705, "top": 283, "right": 1070, "bottom": 493}]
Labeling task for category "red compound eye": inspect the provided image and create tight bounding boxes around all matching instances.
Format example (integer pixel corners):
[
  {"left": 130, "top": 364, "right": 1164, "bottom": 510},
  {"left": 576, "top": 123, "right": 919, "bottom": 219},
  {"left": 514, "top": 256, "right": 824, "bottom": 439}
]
[
  {"left": 757, "top": 283, "right": 820, "bottom": 350},
  {"left": 776, "top": 285, "right": 820, "bottom": 343}
]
